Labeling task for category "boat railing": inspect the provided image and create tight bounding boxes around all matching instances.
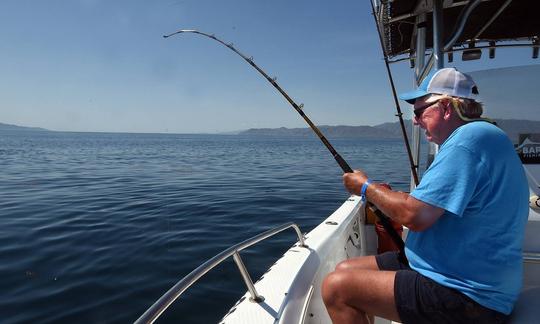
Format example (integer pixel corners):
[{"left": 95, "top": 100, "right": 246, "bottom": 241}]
[{"left": 134, "top": 222, "right": 308, "bottom": 324}]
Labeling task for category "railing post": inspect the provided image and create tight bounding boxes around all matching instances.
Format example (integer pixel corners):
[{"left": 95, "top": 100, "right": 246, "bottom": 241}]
[
  {"left": 292, "top": 224, "right": 307, "bottom": 248},
  {"left": 232, "top": 251, "right": 265, "bottom": 303}
]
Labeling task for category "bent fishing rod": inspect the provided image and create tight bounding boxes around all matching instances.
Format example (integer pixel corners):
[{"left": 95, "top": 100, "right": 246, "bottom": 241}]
[
  {"left": 164, "top": 29, "right": 352, "bottom": 173},
  {"left": 164, "top": 29, "right": 405, "bottom": 252}
]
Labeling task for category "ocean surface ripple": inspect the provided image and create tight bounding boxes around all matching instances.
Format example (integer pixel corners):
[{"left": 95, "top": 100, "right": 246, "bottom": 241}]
[{"left": 0, "top": 131, "right": 417, "bottom": 323}]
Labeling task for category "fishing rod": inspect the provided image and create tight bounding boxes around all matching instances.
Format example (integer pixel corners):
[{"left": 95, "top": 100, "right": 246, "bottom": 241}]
[
  {"left": 369, "top": 2, "right": 420, "bottom": 187},
  {"left": 164, "top": 28, "right": 405, "bottom": 252},
  {"left": 164, "top": 29, "right": 352, "bottom": 173}
]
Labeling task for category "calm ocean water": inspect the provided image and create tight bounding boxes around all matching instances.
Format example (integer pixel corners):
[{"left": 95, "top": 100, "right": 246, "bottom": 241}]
[{"left": 1, "top": 130, "right": 415, "bottom": 323}]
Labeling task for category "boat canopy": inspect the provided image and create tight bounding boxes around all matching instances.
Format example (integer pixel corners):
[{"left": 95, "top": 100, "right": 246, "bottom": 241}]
[{"left": 377, "top": 0, "right": 540, "bottom": 60}]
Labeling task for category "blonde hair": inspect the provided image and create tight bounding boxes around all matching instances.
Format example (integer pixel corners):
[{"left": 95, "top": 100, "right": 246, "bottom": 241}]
[
  {"left": 426, "top": 94, "right": 495, "bottom": 124},
  {"left": 450, "top": 97, "right": 483, "bottom": 119}
]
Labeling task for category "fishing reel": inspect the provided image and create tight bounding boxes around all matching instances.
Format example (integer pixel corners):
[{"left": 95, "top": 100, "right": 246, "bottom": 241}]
[{"left": 530, "top": 195, "right": 540, "bottom": 212}]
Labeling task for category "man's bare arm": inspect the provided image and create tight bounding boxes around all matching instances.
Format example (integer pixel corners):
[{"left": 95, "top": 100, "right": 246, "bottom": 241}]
[{"left": 343, "top": 170, "right": 444, "bottom": 231}]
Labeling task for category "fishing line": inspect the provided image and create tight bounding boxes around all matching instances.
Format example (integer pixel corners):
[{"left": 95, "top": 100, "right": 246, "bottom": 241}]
[{"left": 164, "top": 28, "right": 405, "bottom": 251}]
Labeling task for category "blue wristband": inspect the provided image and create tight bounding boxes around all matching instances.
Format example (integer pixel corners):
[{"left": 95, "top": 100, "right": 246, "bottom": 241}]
[{"left": 360, "top": 179, "right": 371, "bottom": 201}]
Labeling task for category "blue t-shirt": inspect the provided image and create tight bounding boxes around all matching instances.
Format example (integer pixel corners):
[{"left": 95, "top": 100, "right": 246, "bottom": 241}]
[{"left": 409, "top": 121, "right": 529, "bottom": 315}]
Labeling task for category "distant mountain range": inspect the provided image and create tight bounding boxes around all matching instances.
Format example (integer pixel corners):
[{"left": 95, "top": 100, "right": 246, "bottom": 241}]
[
  {"left": 240, "top": 119, "right": 540, "bottom": 142},
  {"left": 495, "top": 119, "right": 540, "bottom": 143},
  {"left": 0, "top": 122, "right": 49, "bottom": 132},
  {"left": 241, "top": 124, "right": 405, "bottom": 138},
  {"left": 2, "top": 119, "right": 538, "bottom": 141}
]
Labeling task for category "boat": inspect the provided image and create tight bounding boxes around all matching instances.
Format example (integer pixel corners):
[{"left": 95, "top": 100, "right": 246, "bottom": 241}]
[{"left": 135, "top": 1, "right": 540, "bottom": 323}]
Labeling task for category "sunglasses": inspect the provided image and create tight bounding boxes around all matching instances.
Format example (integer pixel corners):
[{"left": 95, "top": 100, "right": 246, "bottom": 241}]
[{"left": 413, "top": 99, "right": 441, "bottom": 119}]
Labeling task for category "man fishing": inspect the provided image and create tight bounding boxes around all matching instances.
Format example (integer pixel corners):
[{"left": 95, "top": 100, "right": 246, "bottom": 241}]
[{"left": 322, "top": 67, "right": 529, "bottom": 324}]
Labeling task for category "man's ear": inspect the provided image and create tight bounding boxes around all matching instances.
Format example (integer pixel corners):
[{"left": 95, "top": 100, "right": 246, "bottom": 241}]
[{"left": 442, "top": 100, "right": 454, "bottom": 120}]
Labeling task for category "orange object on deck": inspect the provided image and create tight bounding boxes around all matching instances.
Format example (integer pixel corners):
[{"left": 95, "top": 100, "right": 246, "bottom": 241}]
[
  {"left": 370, "top": 183, "right": 404, "bottom": 254},
  {"left": 375, "top": 218, "right": 404, "bottom": 254}
]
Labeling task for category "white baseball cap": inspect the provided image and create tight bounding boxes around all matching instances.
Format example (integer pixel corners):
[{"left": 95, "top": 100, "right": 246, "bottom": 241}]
[{"left": 399, "top": 67, "right": 479, "bottom": 104}]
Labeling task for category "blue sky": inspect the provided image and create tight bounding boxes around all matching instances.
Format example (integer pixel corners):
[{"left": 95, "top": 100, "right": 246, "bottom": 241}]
[{"left": 0, "top": 0, "right": 538, "bottom": 133}]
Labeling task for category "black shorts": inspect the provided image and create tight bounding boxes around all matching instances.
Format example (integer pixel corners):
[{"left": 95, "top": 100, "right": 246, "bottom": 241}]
[{"left": 376, "top": 251, "right": 509, "bottom": 324}]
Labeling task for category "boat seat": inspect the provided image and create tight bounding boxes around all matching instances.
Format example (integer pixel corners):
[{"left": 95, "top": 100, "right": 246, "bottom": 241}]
[{"left": 509, "top": 286, "right": 540, "bottom": 323}]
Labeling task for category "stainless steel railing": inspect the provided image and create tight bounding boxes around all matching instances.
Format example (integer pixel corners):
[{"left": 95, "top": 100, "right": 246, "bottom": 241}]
[{"left": 134, "top": 222, "right": 308, "bottom": 324}]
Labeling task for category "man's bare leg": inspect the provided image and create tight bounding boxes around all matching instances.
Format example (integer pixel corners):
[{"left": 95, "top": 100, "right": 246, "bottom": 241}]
[
  {"left": 334, "top": 255, "right": 381, "bottom": 323},
  {"left": 335, "top": 255, "right": 379, "bottom": 271},
  {"left": 322, "top": 256, "right": 400, "bottom": 324}
]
